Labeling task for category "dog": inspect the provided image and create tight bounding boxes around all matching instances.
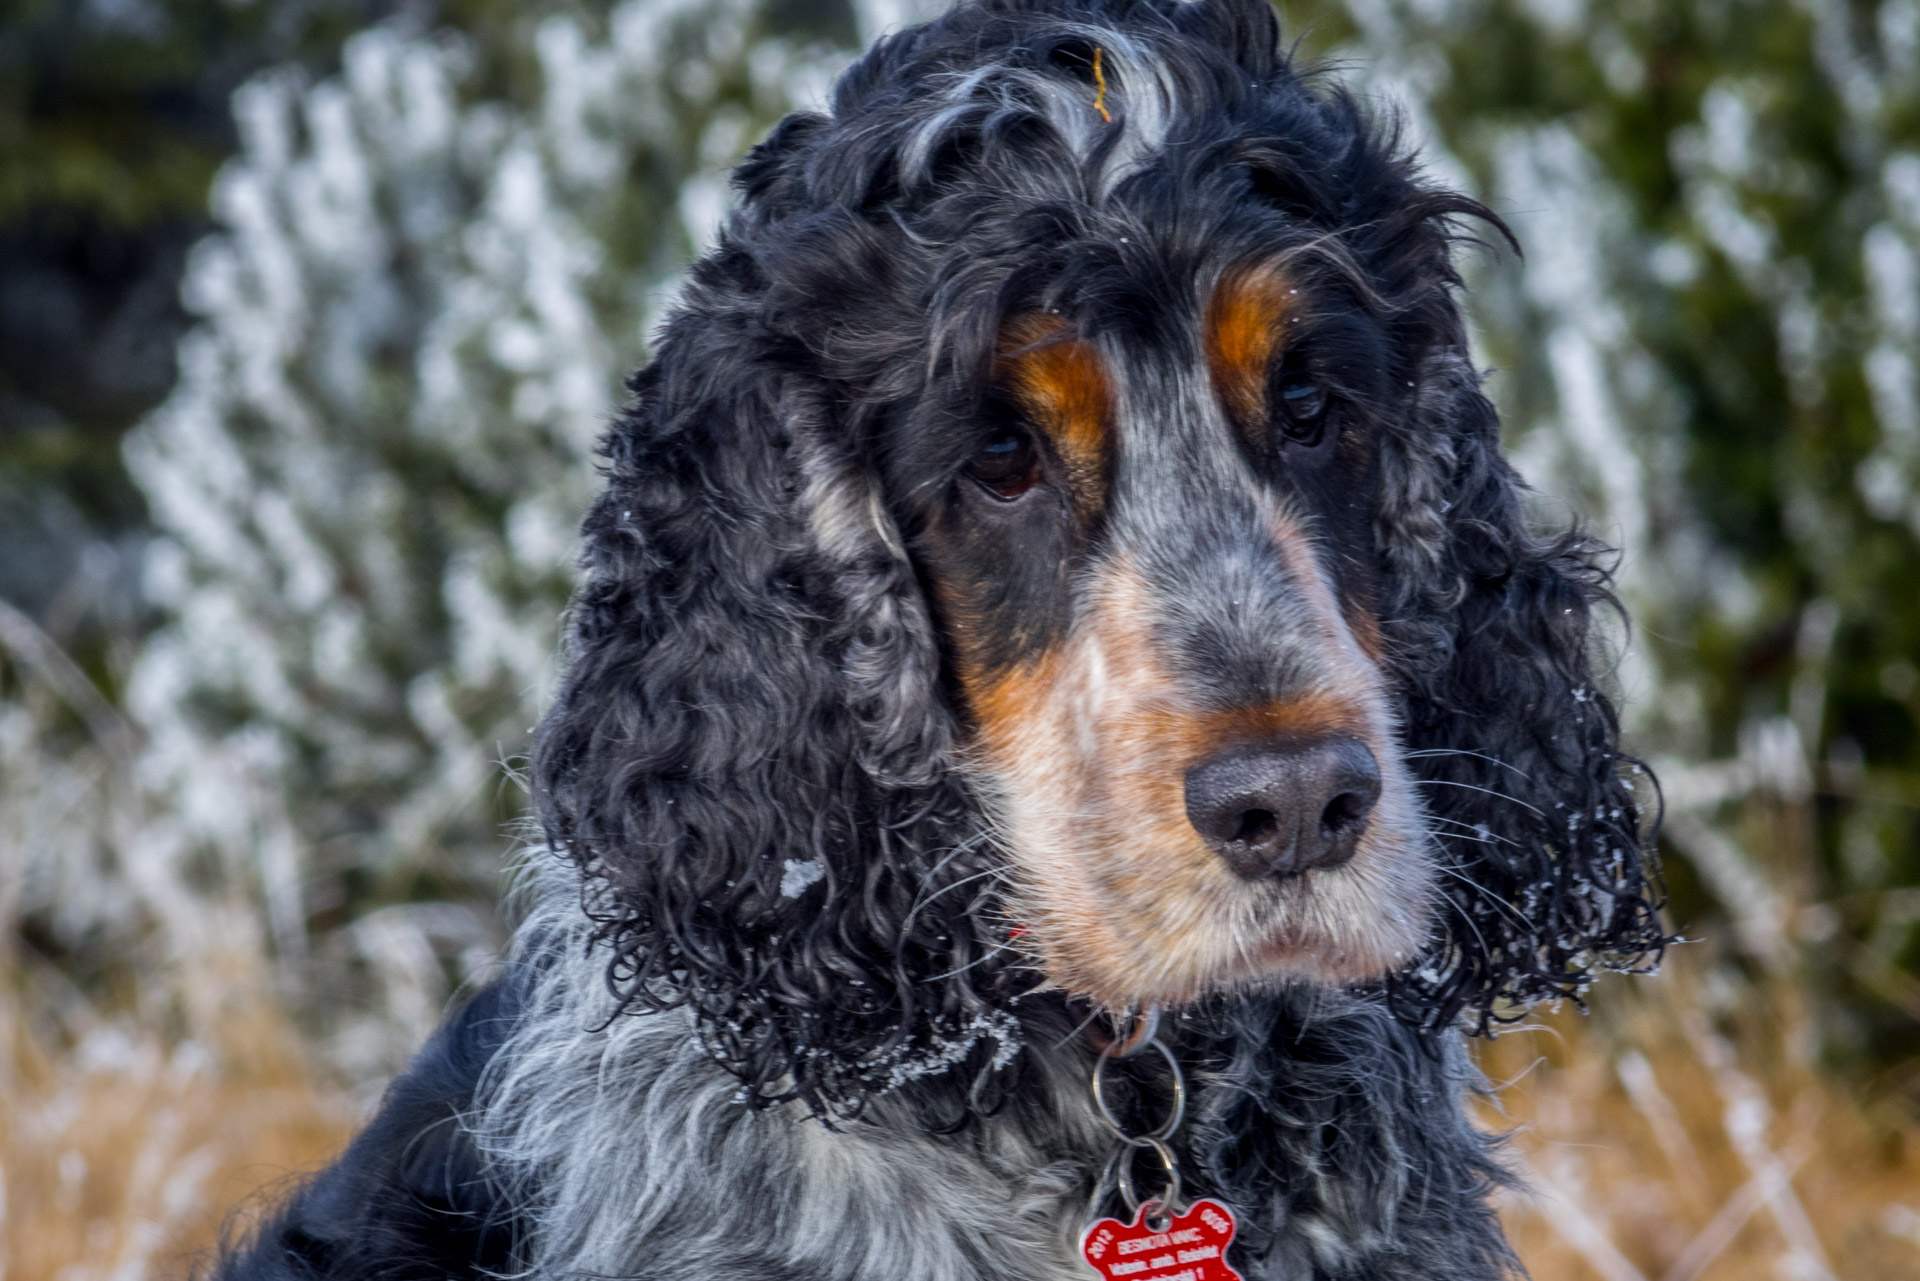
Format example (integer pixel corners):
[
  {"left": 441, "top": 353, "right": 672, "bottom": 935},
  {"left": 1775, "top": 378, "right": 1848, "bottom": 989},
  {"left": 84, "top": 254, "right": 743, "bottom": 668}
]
[{"left": 214, "top": 0, "right": 1666, "bottom": 1276}]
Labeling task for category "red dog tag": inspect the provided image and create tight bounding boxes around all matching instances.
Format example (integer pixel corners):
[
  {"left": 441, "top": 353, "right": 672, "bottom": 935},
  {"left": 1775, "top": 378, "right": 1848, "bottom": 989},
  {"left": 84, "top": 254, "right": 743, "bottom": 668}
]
[{"left": 1080, "top": 1198, "right": 1243, "bottom": 1281}]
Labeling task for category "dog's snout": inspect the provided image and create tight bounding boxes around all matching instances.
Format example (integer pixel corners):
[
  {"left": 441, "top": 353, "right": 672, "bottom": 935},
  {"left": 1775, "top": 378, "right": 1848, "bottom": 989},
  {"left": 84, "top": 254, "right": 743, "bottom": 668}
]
[{"left": 1184, "top": 735, "right": 1382, "bottom": 880}]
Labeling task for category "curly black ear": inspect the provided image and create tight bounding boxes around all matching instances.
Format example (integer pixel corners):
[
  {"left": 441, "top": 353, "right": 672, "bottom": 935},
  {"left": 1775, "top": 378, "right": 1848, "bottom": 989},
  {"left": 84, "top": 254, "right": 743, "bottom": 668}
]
[
  {"left": 1377, "top": 351, "right": 1669, "bottom": 1032},
  {"left": 530, "top": 240, "right": 1021, "bottom": 1120}
]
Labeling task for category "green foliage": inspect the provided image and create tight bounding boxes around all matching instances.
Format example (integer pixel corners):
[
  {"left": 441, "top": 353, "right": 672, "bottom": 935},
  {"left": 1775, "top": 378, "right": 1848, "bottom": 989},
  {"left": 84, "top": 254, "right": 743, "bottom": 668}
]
[
  {"left": 1281, "top": 0, "right": 1920, "bottom": 1075},
  {"left": 0, "top": 0, "right": 599, "bottom": 628},
  {"left": 0, "top": 0, "right": 397, "bottom": 648}
]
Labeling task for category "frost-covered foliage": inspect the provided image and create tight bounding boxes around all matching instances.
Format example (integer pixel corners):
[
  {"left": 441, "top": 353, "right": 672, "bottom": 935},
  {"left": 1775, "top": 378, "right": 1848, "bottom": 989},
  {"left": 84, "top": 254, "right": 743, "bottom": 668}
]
[
  {"left": 19, "top": 0, "right": 850, "bottom": 1077},
  {"left": 1283, "top": 0, "right": 1920, "bottom": 1062}
]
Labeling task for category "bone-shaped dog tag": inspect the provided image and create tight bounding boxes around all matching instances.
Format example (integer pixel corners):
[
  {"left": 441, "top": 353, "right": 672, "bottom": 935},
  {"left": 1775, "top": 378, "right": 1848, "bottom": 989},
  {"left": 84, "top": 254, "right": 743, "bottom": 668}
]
[{"left": 1079, "top": 1198, "right": 1243, "bottom": 1281}]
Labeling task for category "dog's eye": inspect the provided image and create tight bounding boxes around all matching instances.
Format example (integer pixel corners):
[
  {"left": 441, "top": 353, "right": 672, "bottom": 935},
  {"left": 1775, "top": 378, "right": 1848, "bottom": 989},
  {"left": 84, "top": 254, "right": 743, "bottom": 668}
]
[
  {"left": 1274, "top": 372, "right": 1329, "bottom": 445},
  {"left": 966, "top": 429, "right": 1040, "bottom": 500}
]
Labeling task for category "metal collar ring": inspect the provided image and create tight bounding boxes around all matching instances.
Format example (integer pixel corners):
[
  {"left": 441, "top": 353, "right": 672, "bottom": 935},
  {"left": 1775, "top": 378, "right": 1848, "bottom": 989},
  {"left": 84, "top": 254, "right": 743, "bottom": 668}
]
[
  {"left": 1115, "top": 1133, "right": 1184, "bottom": 1222},
  {"left": 1091, "top": 1034, "right": 1186, "bottom": 1142},
  {"left": 1105, "top": 1005, "right": 1162, "bottom": 1058}
]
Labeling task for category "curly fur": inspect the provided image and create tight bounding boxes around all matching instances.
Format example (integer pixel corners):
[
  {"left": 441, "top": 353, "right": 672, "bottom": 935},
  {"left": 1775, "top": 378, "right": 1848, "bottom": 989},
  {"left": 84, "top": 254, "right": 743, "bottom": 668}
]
[{"left": 213, "top": 1, "right": 1667, "bottom": 1277}]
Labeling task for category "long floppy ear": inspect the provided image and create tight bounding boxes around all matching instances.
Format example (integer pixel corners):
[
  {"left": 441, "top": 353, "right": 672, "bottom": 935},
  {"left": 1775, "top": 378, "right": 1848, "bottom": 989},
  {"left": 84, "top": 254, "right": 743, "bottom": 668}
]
[
  {"left": 530, "top": 237, "right": 1022, "bottom": 1120},
  {"left": 1376, "top": 349, "right": 1668, "bottom": 1032}
]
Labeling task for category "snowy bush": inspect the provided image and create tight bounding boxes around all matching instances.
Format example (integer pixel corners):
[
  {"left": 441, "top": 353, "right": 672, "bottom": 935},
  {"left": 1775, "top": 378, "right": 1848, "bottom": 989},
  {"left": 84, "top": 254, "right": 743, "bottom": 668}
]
[{"left": 99, "top": 0, "right": 854, "bottom": 1076}]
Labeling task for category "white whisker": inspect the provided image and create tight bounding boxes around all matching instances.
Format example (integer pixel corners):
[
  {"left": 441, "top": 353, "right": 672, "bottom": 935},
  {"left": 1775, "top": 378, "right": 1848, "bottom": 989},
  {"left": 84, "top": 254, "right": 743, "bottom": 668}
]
[
  {"left": 1403, "top": 748, "right": 1532, "bottom": 780},
  {"left": 1411, "top": 778, "right": 1544, "bottom": 816}
]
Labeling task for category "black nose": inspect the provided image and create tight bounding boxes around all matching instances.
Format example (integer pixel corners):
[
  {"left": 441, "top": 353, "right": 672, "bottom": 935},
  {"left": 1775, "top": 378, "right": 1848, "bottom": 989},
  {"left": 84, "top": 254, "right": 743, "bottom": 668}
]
[{"left": 1184, "top": 734, "right": 1382, "bottom": 880}]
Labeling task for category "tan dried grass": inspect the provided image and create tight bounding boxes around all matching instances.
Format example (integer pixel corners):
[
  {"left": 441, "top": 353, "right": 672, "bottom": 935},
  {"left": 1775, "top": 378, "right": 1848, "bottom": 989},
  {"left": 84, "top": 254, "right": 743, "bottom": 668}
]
[
  {"left": 0, "top": 962, "right": 355, "bottom": 1281},
  {"left": 3, "top": 945, "right": 1917, "bottom": 1280},
  {"left": 1481, "top": 949, "right": 1920, "bottom": 1281}
]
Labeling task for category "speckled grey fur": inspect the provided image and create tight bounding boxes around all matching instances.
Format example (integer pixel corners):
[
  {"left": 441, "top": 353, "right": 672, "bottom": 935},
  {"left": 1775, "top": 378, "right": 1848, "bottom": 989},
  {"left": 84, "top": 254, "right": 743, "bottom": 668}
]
[{"left": 471, "top": 872, "right": 1108, "bottom": 1281}]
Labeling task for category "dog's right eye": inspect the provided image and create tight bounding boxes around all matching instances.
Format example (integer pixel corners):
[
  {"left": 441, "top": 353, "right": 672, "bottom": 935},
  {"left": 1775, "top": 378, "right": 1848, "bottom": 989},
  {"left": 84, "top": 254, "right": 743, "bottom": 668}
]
[{"left": 965, "top": 429, "right": 1040, "bottom": 500}]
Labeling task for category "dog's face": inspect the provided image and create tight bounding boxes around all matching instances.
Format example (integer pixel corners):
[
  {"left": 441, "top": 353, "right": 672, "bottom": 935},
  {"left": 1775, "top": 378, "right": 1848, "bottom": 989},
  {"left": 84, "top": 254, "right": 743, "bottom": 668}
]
[
  {"left": 903, "top": 261, "right": 1432, "bottom": 1009},
  {"left": 542, "top": 0, "right": 1664, "bottom": 1111}
]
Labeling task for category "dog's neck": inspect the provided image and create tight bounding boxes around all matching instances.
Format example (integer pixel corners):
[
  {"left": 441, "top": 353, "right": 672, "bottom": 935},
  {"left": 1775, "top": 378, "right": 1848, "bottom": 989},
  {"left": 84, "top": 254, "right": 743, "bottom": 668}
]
[{"left": 467, "top": 877, "right": 1514, "bottom": 1280}]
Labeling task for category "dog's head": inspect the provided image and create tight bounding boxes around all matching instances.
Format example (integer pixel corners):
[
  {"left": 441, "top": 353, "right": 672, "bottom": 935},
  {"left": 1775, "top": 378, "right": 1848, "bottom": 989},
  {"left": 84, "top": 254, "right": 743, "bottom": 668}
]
[{"left": 534, "top": 0, "right": 1665, "bottom": 1116}]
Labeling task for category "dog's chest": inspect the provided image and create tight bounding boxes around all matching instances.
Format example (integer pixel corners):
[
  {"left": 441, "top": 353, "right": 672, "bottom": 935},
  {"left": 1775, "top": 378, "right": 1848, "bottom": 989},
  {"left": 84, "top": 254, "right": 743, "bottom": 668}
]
[
  {"left": 568, "top": 1101, "right": 1103, "bottom": 1280},
  {"left": 750, "top": 1107, "right": 1104, "bottom": 1281},
  {"left": 498, "top": 1008, "right": 1109, "bottom": 1281}
]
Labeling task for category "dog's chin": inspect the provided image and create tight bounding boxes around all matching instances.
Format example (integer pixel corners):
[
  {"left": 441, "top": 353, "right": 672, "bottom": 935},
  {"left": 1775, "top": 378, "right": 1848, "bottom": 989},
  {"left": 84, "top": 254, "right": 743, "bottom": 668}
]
[{"left": 1015, "top": 833, "right": 1437, "bottom": 1012}]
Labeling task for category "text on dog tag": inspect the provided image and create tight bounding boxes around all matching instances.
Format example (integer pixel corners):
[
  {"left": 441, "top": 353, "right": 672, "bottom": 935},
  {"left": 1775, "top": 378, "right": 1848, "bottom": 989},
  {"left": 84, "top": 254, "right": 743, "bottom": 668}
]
[{"left": 1080, "top": 1198, "right": 1242, "bottom": 1281}]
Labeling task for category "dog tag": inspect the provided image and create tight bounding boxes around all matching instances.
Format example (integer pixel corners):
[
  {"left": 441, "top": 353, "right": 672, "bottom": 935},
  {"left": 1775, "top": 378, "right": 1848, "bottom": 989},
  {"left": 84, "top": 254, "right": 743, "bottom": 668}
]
[{"left": 1080, "top": 1198, "right": 1243, "bottom": 1281}]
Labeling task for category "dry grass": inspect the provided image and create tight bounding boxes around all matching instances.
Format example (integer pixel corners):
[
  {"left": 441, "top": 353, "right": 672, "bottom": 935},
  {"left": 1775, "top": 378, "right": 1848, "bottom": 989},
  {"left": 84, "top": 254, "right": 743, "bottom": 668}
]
[
  {"left": 0, "top": 962, "right": 355, "bottom": 1281},
  {"left": 3, "top": 946, "right": 1918, "bottom": 1280},
  {"left": 1482, "top": 950, "right": 1920, "bottom": 1281}
]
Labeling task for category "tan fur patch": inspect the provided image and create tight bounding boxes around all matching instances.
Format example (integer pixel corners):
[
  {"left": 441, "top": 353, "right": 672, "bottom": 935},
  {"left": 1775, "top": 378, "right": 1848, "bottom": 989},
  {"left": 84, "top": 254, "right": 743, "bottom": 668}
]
[
  {"left": 1130, "top": 692, "right": 1371, "bottom": 769},
  {"left": 1205, "top": 265, "right": 1299, "bottom": 428},
  {"left": 1343, "top": 601, "right": 1385, "bottom": 660},
  {"left": 996, "top": 315, "right": 1111, "bottom": 510}
]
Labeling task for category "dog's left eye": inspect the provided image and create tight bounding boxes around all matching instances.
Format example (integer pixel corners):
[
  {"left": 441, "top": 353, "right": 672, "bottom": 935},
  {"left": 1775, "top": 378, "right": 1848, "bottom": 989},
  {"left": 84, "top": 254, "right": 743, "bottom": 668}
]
[
  {"left": 1275, "top": 373, "right": 1328, "bottom": 444},
  {"left": 965, "top": 429, "right": 1041, "bottom": 500}
]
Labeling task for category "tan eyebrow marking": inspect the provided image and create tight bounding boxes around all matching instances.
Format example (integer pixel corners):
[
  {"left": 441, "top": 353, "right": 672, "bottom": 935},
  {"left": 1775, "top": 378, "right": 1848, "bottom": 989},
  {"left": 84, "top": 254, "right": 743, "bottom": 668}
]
[
  {"left": 995, "top": 314, "right": 1112, "bottom": 512},
  {"left": 1205, "top": 265, "right": 1300, "bottom": 428}
]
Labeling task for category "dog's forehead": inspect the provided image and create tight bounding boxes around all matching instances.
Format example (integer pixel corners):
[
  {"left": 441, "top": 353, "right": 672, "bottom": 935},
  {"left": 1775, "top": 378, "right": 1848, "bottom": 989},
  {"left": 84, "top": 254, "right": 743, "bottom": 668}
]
[
  {"left": 847, "top": 20, "right": 1349, "bottom": 253},
  {"left": 898, "top": 28, "right": 1243, "bottom": 200}
]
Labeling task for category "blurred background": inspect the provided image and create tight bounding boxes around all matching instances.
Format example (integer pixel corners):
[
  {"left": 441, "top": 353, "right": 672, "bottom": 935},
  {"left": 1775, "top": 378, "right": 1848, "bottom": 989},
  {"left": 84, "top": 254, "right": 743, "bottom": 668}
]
[{"left": 1, "top": 0, "right": 1917, "bottom": 1275}]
